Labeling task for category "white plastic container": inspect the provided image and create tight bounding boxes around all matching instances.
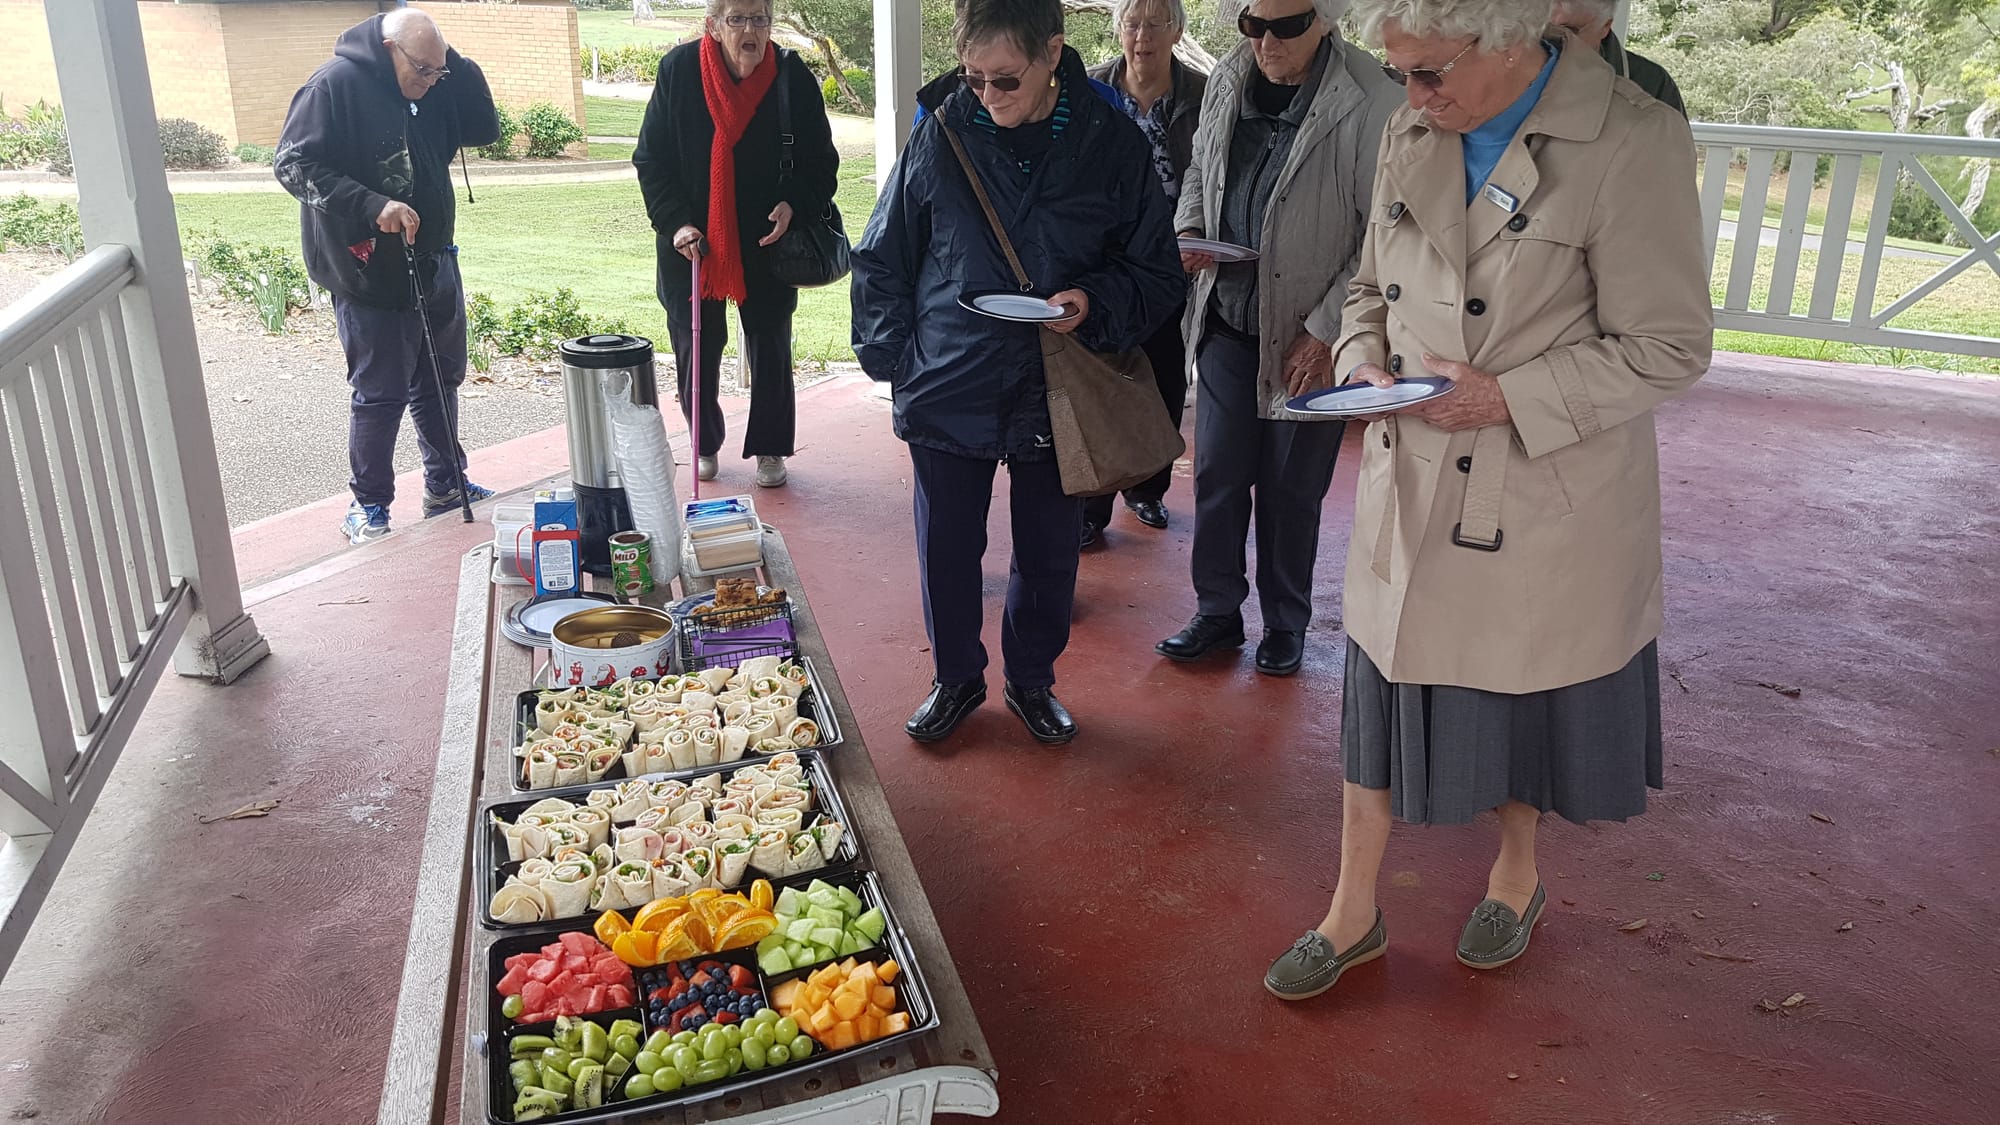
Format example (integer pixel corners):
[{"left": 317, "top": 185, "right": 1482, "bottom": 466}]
[{"left": 491, "top": 499, "right": 536, "bottom": 585}]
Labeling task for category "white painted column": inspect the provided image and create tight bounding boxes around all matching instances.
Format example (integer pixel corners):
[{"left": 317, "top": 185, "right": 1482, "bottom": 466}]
[
  {"left": 43, "top": 0, "right": 268, "bottom": 684},
  {"left": 873, "top": 0, "right": 923, "bottom": 192},
  {"left": 1613, "top": 0, "right": 1629, "bottom": 38}
]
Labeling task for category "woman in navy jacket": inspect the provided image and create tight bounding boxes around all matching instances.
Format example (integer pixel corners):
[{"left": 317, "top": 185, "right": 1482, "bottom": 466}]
[{"left": 850, "top": 0, "right": 1183, "bottom": 747}]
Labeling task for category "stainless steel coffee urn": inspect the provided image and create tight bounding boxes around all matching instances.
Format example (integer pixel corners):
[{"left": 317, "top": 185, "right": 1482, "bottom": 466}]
[{"left": 558, "top": 334, "right": 659, "bottom": 575}]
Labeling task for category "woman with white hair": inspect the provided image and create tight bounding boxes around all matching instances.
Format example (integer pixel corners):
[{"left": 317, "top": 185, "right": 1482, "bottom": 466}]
[
  {"left": 1155, "top": 0, "right": 1398, "bottom": 677},
  {"left": 1261, "top": 0, "right": 1711, "bottom": 1000},
  {"left": 1077, "top": 0, "right": 1208, "bottom": 544}
]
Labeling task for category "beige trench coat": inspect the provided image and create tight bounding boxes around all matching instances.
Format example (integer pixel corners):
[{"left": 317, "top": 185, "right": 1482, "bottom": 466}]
[
  {"left": 1330, "top": 40, "right": 1714, "bottom": 695},
  {"left": 1176, "top": 36, "right": 1401, "bottom": 421}
]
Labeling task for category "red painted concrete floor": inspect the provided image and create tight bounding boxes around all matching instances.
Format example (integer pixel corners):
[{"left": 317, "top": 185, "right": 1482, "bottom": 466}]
[{"left": 2, "top": 356, "right": 1996, "bottom": 1124}]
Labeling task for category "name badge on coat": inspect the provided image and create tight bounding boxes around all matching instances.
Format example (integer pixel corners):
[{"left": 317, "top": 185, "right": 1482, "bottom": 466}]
[{"left": 1480, "top": 183, "right": 1519, "bottom": 213}]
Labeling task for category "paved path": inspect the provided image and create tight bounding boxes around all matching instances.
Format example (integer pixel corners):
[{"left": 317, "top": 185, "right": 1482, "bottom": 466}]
[{"left": 1715, "top": 216, "right": 1961, "bottom": 264}]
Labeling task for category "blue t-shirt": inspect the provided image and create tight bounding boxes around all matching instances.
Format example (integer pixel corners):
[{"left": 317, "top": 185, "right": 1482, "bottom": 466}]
[{"left": 1463, "top": 42, "right": 1558, "bottom": 203}]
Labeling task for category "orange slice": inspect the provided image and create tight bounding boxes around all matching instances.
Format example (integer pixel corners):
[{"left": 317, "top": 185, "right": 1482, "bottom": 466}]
[
  {"left": 652, "top": 924, "right": 700, "bottom": 963},
  {"left": 666, "top": 910, "right": 713, "bottom": 955},
  {"left": 593, "top": 910, "right": 632, "bottom": 946},
  {"left": 713, "top": 910, "right": 779, "bottom": 951},
  {"left": 611, "top": 928, "right": 658, "bottom": 967},
  {"left": 748, "top": 879, "right": 774, "bottom": 912},
  {"left": 633, "top": 897, "right": 688, "bottom": 934}
]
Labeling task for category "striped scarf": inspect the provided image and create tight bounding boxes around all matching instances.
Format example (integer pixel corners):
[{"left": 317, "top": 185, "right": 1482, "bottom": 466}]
[{"left": 970, "top": 85, "right": 1072, "bottom": 174}]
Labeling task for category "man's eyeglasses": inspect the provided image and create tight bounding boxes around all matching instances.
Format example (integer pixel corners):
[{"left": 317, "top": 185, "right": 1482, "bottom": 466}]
[
  {"left": 959, "top": 67, "right": 1029, "bottom": 93},
  {"left": 1118, "top": 17, "right": 1176, "bottom": 34},
  {"left": 1381, "top": 39, "right": 1477, "bottom": 90},
  {"left": 1236, "top": 10, "right": 1317, "bottom": 40},
  {"left": 722, "top": 14, "right": 773, "bottom": 29},
  {"left": 393, "top": 41, "right": 450, "bottom": 81}
]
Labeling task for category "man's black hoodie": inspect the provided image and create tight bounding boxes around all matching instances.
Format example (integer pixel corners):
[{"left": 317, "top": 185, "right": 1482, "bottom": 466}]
[{"left": 275, "top": 15, "right": 499, "bottom": 309}]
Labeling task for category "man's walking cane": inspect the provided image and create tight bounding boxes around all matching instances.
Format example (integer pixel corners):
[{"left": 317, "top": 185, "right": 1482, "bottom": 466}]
[
  {"left": 688, "top": 241, "right": 707, "bottom": 501},
  {"left": 405, "top": 239, "right": 475, "bottom": 523}
]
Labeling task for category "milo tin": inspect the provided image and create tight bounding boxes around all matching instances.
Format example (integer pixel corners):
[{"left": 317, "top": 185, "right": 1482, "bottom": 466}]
[{"left": 608, "top": 530, "right": 654, "bottom": 599}]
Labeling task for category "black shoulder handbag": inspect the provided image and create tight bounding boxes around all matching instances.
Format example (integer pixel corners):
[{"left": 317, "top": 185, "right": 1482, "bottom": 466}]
[{"left": 767, "top": 50, "right": 851, "bottom": 288}]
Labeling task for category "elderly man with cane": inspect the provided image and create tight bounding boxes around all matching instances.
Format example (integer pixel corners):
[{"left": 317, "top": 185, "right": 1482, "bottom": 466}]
[{"left": 276, "top": 7, "right": 501, "bottom": 543}]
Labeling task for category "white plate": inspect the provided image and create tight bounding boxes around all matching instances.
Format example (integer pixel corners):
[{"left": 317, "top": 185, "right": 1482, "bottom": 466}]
[
  {"left": 1285, "top": 377, "right": 1455, "bottom": 417},
  {"left": 1178, "top": 237, "right": 1259, "bottom": 263},
  {"left": 958, "top": 290, "right": 1071, "bottom": 322},
  {"left": 501, "top": 592, "right": 618, "bottom": 648}
]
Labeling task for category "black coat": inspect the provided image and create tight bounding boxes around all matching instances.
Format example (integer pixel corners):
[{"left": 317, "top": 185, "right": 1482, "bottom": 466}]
[
  {"left": 274, "top": 14, "right": 499, "bottom": 309},
  {"left": 633, "top": 42, "right": 839, "bottom": 305},
  {"left": 850, "top": 47, "right": 1185, "bottom": 461}
]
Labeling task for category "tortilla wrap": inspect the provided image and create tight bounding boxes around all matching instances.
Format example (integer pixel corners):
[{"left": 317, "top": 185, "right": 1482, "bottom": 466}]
[
  {"left": 543, "top": 859, "right": 596, "bottom": 918},
  {"left": 490, "top": 881, "right": 550, "bottom": 924}
]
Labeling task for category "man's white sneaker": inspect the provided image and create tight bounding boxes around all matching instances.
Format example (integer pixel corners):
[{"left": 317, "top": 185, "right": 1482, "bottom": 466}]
[{"left": 755, "top": 456, "right": 789, "bottom": 488}]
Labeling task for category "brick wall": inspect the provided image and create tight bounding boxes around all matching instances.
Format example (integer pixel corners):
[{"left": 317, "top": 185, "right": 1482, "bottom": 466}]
[
  {"left": 0, "top": 0, "right": 585, "bottom": 151},
  {"left": 416, "top": 1, "right": 587, "bottom": 150}
]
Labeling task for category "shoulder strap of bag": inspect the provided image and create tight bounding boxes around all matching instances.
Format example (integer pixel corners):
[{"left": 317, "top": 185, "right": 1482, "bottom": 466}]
[
  {"left": 940, "top": 127, "right": 1033, "bottom": 293},
  {"left": 775, "top": 48, "right": 795, "bottom": 183}
]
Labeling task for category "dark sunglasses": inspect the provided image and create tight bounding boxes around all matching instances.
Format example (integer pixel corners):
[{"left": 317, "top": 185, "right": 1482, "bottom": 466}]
[
  {"left": 1380, "top": 39, "right": 1476, "bottom": 90},
  {"left": 958, "top": 67, "right": 1029, "bottom": 93},
  {"left": 1236, "top": 11, "right": 1317, "bottom": 40}
]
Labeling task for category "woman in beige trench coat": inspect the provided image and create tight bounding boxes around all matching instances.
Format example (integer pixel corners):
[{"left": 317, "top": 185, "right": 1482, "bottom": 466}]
[{"left": 1262, "top": 0, "right": 1713, "bottom": 1001}]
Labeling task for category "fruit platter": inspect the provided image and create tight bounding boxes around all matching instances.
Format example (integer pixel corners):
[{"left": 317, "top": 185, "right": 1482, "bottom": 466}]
[
  {"left": 481, "top": 751, "right": 861, "bottom": 928},
  {"left": 512, "top": 656, "right": 844, "bottom": 792},
  {"left": 485, "top": 871, "right": 939, "bottom": 1124}
]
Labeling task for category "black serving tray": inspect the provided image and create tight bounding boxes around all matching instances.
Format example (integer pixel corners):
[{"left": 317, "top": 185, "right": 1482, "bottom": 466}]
[
  {"left": 482, "top": 871, "right": 940, "bottom": 1124},
  {"left": 479, "top": 750, "right": 864, "bottom": 931},
  {"left": 509, "top": 658, "right": 844, "bottom": 794}
]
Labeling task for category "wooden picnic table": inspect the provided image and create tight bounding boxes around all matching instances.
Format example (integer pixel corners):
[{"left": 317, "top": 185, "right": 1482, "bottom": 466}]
[{"left": 378, "top": 533, "right": 998, "bottom": 1125}]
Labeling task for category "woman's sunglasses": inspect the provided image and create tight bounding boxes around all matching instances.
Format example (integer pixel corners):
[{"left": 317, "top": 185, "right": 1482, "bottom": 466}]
[
  {"left": 959, "top": 67, "right": 1030, "bottom": 93},
  {"left": 1236, "top": 11, "right": 1316, "bottom": 40},
  {"left": 1381, "top": 39, "right": 1477, "bottom": 90}
]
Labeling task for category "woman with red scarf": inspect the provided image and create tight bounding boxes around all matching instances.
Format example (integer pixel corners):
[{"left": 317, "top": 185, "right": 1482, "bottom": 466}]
[{"left": 634, "top": 0, "right": 838, "bottom": 489}]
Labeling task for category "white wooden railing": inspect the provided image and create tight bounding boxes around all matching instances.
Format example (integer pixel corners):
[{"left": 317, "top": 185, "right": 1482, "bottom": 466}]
[
  {"left": 1693, "top": 122, "right": 2000, "bottom": 359},
  {"left": 0, "top": 246, "right": 195, "bottom": 974}
]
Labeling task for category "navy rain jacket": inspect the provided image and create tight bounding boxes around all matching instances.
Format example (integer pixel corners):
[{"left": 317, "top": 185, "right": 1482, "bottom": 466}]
[{"left": 850, "top": 46, "right": 1184, "bottom": 462}]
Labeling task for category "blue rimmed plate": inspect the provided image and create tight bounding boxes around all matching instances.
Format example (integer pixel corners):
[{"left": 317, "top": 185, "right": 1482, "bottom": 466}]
[{"left": 1285, "top": 377, "right": 1454, "bottom": 417}]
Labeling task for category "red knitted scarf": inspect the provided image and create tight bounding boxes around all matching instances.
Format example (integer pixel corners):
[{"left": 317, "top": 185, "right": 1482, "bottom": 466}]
[{"left": 699, "top": 35, "right": 778, "bottom": 302}]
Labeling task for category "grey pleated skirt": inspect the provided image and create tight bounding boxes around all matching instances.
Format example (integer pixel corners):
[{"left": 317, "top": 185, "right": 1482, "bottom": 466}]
[{"left": 1342, "top": 638, "right": 1663, "bottom": 826}]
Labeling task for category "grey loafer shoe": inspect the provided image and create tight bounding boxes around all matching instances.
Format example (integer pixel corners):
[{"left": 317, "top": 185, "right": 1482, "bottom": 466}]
[
  {"left": 1264, "top": 910, "right": 1387, "bottom": 1001},
  {"left": 1456, "top": 883, "right": 1546, "bottom": 969}
]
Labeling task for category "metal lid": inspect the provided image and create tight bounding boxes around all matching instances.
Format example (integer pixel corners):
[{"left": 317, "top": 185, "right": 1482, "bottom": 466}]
[{"left": 559, "top": 333, "right": 654, "bottom": 369}]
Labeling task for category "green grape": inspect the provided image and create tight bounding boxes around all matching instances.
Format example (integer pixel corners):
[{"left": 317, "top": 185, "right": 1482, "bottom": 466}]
[
  {"left": 755, "top": 1008, "right": 777, "bottom": 1022},
  {"left": 633, "top": 1050, "right": 664, "bottom": 1077},
  {"left": 742, "top": 1037, "right": 768, "bottom": 1070},
  {"left": 773, "top": 1018, "right": 799, "bottom": 1046},
  {"left": 670, "top": 1030, "right": 695, "bottom": 1046},
  {"left": 671, "top": 1045, "right": 701, "bottom": 1078},
  {"left": 612, "top": 1034, "right": 641, "bottom": 1060},
  {"left": 692, "top": 1059, "right": 731, "bottom": 1084},
  {"left": 788, "top": 1037, "right": 815, "bottom": 1063},
  {"left": 501, "top": 995, "right": 524, "bottom": 1020},
  {"left": 655, "top": 1067, "right": 684, "bottom": 1093},
  {"left": 722, "top": 1025, "right": 744, "bottom": 1048},
  {"left": 625, "top": 1074, "right": 656, "bottom": 1099},
  {"left": 700, "top": 1034, "right": 729, "bottom": 1062},
  {"left": 643, "top": 1030, "right": 673, "bottom": 1055},
  {"left": 752, "top": 1026, "right": 777, "bottom": 1051}
]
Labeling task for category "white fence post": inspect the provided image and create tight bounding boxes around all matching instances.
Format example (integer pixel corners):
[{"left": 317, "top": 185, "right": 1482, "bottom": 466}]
[{"left": 44, "top": 0, "right": 268, "bottom": 683}]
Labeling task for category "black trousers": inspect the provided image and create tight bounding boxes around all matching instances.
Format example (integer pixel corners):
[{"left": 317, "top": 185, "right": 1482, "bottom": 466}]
[
  {"left": 1081, "top": 304, "right": 1189, "bottom": 528},
  {"left": 909, "top": 444, "right": 1082, "bottom": 689},
  {"left": 1189, "top": 317, "right": 1344, "bottom": 633},
  {"left": 331, "top": 251, "right": 467, "bottom": 508},
  {"left": 662, "top": 262, "right": 798, "bottom": 459}
]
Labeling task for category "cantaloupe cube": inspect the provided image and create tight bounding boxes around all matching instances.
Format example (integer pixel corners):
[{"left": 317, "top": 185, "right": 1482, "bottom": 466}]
[
  {"left": 771, "top": 980, "right": 801, "bottom": 1010},
  {"left": 812, "top": 965, "right": 841, "bottom": 989},
  {"left": 831, "top": 988, "right": 867, "bottom": 1020},
  {"left": 855, "top": 1011, "right": 879, "bottom": 1041},
  {"left": 809, "top": 1004, "right": 838, "bottom": 1034},
  {"left": 871, "top": 985, "right": 896, "bottom": 1010},
  {"left": 876, "top": 959, "right": 901, "bottom": 984},
  {"left": 884, "top": 1012, "right": 910, "bottom": 1035},
  {"left": 826, "top": 1020, "right": 858, "bottom": 1051},
  {"left": 849, "top": 962, "right": 879, "bottom": 985}
]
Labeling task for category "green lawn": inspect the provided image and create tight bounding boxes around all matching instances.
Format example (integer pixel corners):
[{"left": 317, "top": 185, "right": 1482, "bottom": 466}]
[
  {"left": 576, "top": 9, "right": 700, "bottom": 50},
  {"left": 178, "top": 159, "right": 879, "bottom": 364},
  {"left": 586, "top": 141, "right": 637, "bottom": 161},
  {"left": 585, "top": 95, "right": 647, "bottom": 138}
]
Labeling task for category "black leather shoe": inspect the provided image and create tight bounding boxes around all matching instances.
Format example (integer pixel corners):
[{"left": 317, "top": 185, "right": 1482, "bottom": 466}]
[
  {"left": 1080, "top": 521, "right": 1100, "bottom": 548},
  {"left": 1155, "top": 613, "right": 1246, "bottom": 662},
  {"left": 1003, "top": 682, "right": 1077, "bottom": 744},
  {"left": 1125, "top": 499, "right": 1169, "bottom": 529},
  {"left": 1256, "top": 630, "right": 1306, "bottom": 676},
  {"left": 905, "top": 680, "right": 987, "bottom": 743}
]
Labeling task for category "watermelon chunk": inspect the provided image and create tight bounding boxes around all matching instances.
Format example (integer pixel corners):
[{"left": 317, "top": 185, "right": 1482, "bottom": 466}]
[
  {"left": 497, "top": 966, "right": 528, "bottom": 995},
  {"left": 584, "top": 985, "right": 608, "bottom": 1012},
  {"left": 605, "top": 984, "right": 633, "bottom": 1008},
  {"left": 505, "top": 953, "right": 536, "bottom": 972},
  {"left": 545, "top": 970, "right": 575, "bottom": 997},
  {"left": 559, "top": 931, "right": 596, "bottom": 955},
  {"left": 525, "top": 958, "right": 560, "bottom": 983},
  {"left": 590, "top": 956, "right": 624, "bottom": 980},
  {"left": 520, "top": 979, "right": 550, "bottom": 1013}
]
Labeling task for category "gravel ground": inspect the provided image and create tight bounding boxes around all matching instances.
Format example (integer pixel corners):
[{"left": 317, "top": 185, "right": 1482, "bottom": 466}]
[{"left": 1, "top": 250, "right": 848, "bottom": 527}]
